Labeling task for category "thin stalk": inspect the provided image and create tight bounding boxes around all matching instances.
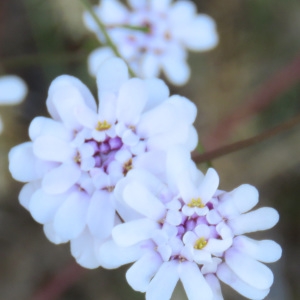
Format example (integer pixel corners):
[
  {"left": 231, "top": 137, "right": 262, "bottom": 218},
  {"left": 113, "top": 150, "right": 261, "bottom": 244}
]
[
  {"left": 79, "top": 0, "right": 136, "bottom": 77},
  {"left": 193, "top": 113, "right": 300, "bottom": 164}
]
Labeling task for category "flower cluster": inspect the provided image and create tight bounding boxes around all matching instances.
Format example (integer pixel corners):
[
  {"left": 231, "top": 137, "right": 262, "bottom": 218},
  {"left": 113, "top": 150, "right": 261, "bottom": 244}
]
[
  {"left": 9, "top": 58, "right": 197, "bottom": 268},
  {"left": 9, "top": 57, "right": 281, "bottom": 299},
  {"left": 83, "top": 0, "right": 218, "bottom": 85},
  {"left": 7, "top": 1, "right": 282, "bottom": 299},
  {"left": 98, "top": 147, "right": 281, "bottom": 300}
]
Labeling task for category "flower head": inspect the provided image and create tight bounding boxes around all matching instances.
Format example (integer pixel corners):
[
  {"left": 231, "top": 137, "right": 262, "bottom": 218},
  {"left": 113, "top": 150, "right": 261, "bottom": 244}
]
[
  {"left": 99, "top": 147, "right": 281, "bottom": 299},
  {"left": 84, "top": 0, "right": 218, "bottom": 85},
  {"left": 8, "top": 58, "right": 197, "bottom": 268}
]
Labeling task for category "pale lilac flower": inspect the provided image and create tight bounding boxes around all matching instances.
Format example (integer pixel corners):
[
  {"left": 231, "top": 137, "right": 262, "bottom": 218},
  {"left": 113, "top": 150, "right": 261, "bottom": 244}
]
[
  {"left": 84, "top": 0, "right": 219, "bottom": 85},
  {"left": 0, "top": 75, "right": 27, "bottom": 133},
  {"left": 8, "top": 58, "right": 197, "bottom": 268},
  {"left": 98, "top": 147, "right": 281, "bottom": 299}
]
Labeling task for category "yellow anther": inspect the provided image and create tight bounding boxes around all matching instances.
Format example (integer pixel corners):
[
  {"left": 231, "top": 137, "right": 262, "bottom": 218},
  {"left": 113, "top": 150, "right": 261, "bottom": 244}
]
[
  {"left": 74, "top": 153, "right": 81, "bottom": 163},
  {"left": 194, "top": 237, "right": 208, "bottom": 250},
  {"left": 187, "top": 197, "right": 205, "bottom": 208},
  {"left": 96, "top": 120, "right": 111, "bottom": 131},
  {"left": 123, "top": 159, "right": 133, "bottom": 175}
]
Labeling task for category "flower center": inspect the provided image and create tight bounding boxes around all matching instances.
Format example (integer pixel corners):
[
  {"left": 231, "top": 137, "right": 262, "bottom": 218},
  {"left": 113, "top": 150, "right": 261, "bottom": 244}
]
[
  {"left": 194, "top": 237, "right": 208, "bottom": 250},
  {"left": 187, "top": 197, "right": 205, "bottom": 208},
  {"left": 96, "top": 120, "right": 111, "bottom": 131}
]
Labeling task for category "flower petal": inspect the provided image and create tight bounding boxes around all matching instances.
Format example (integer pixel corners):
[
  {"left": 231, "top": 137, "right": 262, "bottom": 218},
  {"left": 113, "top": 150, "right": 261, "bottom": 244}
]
[
  {"left": 217, "top": 263, "right": 270, "bottom": 300},
  {"left": 233, "top": 236, "right": 282, "bottom": 263},
  {"left": 42, "top": 163, "right": 81, "bottom": 194},
  {"left": 29, "top": 189, "right": 66, "bottom": 224},
  {"left": 225, "top": 248, "right": 274, "bottom": 290},
  {"left": 123, "top": 181, "right": 166, "bottom": 221},
  {"left": 88, "top": 47, "right": 115, "bottom": 77},
  {"left": 53, "top": 190, "right": 89, "bottom": 240},
  {"left": 33, "top": 136, "right": 74, "bottom": 162},
  {"left": 98, "top": 239, "right": 153, "bottom": 269},
  {"left": 228, "top": 207, "right": 279, "bottom": 235},
  {"left": 179, "top": 261, "right": 213, "bottom": 300},
  {"left": 146, "top": 260, "right": 179, "bottom": 300},
  {"left": 126, "top": 251, "right": 163, "bottom": 292},
  {"left": 0, "top": 75, "right": 27, "bottom": 104},
  {"left": 46, "top": 75, "right": 96, "bottom": 123},
  {"left": 116, "top": 78, "right": 148, "bottom": 124},
  {"left": 43, "top": 222, "right": 69, "bottom": 245},
  {"left": 87, "top": 191, "right": 116, "bottom": 240},
  {"left": 19, "top": 181, "right": 40, "bottom": 210},
  {"left": 143, "top": 78, "right": 170, "bottom": 111},
  {"left": 29, "top": 116, "right": 72, "bottom": 141},
  {"left": 161, "top": 57, "right": 190, "bottom": 86},
  {"left": 9, "top": 142, "right": 41, "bottom": 182},
  {"left": 204, "top": 274, "right": 224, "bottom": 300},
  {"left": 96, "top": 57, "right": 129, "bottom": 96},
  {"left": 70, "top": 229, "right": 101, "bottom": 269},
  {"left": 112, "top": 218, "right": 160, "bottom": 247}
]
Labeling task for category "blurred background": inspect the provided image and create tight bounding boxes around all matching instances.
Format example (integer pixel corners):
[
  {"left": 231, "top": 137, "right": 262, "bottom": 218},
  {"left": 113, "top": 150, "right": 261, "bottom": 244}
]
[{"left": 0, "top": 0, "right": 300, "bottom": 299}]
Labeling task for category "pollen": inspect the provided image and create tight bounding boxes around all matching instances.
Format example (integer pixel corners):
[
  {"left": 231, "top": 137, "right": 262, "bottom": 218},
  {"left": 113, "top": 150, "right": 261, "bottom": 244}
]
[
  {"left": 96, "top": 120, "right": 111, "bottom": 131},
  {"left": 187, "top": 197, "right": 205, "bottom": 208},
  {"left": 194, "top": 237, "right": 208, "bottom": 250},
  {"left": 123, "top": 159, "right": 133, "bottom": 175},
  {"left": 74, "top": 153, "right": 81, "bottom": 163}
]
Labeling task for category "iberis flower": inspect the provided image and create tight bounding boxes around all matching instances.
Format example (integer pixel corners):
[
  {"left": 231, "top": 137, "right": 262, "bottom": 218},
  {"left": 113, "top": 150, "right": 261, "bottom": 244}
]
[
  {"left": 84, "top": 0, "right": 219, "bottom": 85},
  {"left": 98, "top": 147, "right": 282, "bottom": 299},
  {"left": 0, "top": 75, "right": 27, "bottom": 133},
  {"left": 8, "top": 58, "right": 197, "bottom": 268}
]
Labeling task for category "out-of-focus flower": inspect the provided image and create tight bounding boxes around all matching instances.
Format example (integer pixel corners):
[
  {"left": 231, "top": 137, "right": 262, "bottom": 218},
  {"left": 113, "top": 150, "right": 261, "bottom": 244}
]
[
  {"left": 8, "top": 58, "right": 197, "bottom": 268},
  {"left": 0, "top": 75, "right": 27, "bottom": 133},
  {"left": 84, "top": 0, "right": 218, "bottom": 85},
  {"left": 99, "top": 147, "right": 282, "bottom": 300}
]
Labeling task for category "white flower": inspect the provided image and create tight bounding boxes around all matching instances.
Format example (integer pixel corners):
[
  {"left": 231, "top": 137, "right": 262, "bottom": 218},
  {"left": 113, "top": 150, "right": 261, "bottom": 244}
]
[
  {"left": 84, "top": 0, "right": 218, "bottom": 85},
  {"left": 98, "top": 147, "right": 281, "bottom": 299},
  {"left": 0, "top": 75, "right": 27, "bottom": 133},
  {"left": 8, "top": 58, "right": 197, "bottom": 268}
]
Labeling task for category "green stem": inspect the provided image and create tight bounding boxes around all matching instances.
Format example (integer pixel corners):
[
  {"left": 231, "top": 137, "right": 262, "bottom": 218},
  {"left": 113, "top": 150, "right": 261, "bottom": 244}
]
[
  {"left": 79, "top": 0, "right": 136, "bottom": 77},
  {"left": 193, "top": 113, "right": 300, "bottom": 164}
]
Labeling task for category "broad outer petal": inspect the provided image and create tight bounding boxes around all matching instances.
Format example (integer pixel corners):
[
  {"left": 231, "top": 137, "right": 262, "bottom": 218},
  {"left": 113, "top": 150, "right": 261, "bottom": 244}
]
[
  {"left": 112, "top": 218, "right": 160, "bottom": 247},
  {"left": 233, "top": 236, "right": 282, "bottom": 263},
  {"left": 19, "top": 181, "right": 40, "bottom": 210},
  {"left": 42, "top": 163, "right": 81, "bottom": 194},
  {"left": 96, "top": 57, "right": 129, "bottom": 97},
  {"left": 126, "top": 251, "right": 163, "bottom": 292},
  {"left": 87, "top": 190, "right": 116, "bottom": 240},
  {"left": 225, "top": 248, "right": 274, "bottom": 290},
  {"left": 146, "top": 260, "right": 179, "bottom": 300},
  {"left": 179, "top": 261, "right": 213, "bottom": 300},
  {"left": 161, "top": 57, "right": 190, "bottom": 86},
  {"left": 98, "top": 239, "right": 153, "bottom": 269},
  {"left": 9, "top": 142, "right": 41, "bottom": 182},
  {"left": 228, "top": 207, "right": 279, "bottom": 235},
  {"left": 116, "top": 78, "right": 148, "bottom": 124},
  {"left": 88, "top": 47, "right": 115, "bottom": 77},
  {"left": 217, "top": 263, "right": 270, "bottom": 300},
  {"left": 123, "top": 181, "right": 166, "bottom": 221},
  {"left": 53, "top": 190, "right": 89, "bottom": 240},
  {"left": 46, "top": 75, "right": 97, "bottom": 122},
  {"left": 205, "top": 274, "right": 224, "bottom": 300},
  {"left": 70, "top": 229, "right": 101, "bottom": 269}
]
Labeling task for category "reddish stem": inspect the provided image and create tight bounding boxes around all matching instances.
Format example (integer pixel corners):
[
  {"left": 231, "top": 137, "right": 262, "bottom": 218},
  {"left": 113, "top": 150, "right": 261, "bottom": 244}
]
[
  {"left": 32, "top": 262, "right": 86, "bottom": 300},
  {"left": 204, "top": 52, "right": 300, "bottom": 149}
]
